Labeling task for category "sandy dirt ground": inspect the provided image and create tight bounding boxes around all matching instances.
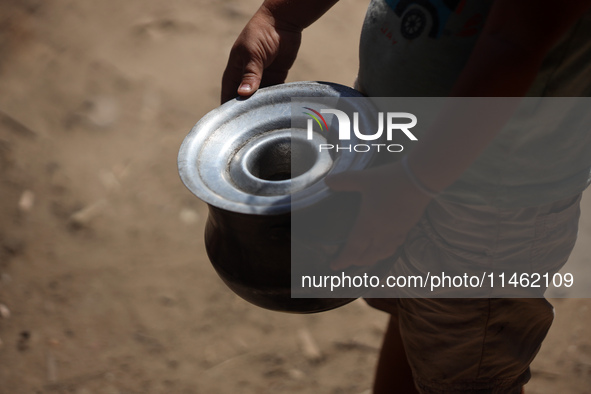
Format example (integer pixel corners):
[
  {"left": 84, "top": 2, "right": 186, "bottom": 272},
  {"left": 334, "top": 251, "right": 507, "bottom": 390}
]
[{"left": 0, "top": 1, "right": 590, "bottom": 393}]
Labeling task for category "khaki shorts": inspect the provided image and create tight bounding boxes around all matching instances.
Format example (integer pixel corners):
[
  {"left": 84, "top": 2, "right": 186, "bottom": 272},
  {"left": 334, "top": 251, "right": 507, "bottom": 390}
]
[{"left": 366, "top": 193, "right": 582, "bottom": 393}]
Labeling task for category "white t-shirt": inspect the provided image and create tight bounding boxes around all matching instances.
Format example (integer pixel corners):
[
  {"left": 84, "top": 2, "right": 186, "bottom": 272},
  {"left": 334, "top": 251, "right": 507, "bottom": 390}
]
[{"left": 357, "top": 0, "right": 591, "bottom": 207}]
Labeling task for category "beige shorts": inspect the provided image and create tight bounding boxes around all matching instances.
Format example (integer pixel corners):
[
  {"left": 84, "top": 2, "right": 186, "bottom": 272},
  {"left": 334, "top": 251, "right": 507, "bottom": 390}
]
[{"left": 366, "top": 193, "right": 582, "bottom": 393}]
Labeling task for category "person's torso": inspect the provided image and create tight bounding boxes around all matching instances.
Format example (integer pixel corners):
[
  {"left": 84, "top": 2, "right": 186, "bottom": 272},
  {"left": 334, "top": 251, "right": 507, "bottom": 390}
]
[{"left": 357, "top": 0, "right": 591, "bottom": 207}]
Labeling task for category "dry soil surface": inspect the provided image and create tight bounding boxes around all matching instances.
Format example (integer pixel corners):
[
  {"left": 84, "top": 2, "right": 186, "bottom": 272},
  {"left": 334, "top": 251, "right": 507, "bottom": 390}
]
[{"left": 0, "top": 1, "right": 590, "bottom": 393}]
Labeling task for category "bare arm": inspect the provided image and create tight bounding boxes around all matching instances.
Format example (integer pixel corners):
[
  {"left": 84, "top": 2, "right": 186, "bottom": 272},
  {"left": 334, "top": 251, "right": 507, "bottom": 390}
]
[{"left": 221, "top": 0, "right": 339, "bottom": 103}]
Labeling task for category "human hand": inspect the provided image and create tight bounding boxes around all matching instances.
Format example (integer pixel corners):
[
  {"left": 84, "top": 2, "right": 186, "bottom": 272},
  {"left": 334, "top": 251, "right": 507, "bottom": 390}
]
[
  {"left": 221, "top": 6, "right": 302, "bottom": 103},
  {"left": 325, "top": 162, "right": 432, "bottom": 270}
]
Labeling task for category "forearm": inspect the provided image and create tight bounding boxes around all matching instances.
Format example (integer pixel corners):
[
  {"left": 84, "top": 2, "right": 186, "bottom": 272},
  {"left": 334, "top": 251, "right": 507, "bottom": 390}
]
[{"left": 259, "top": 0, "right": 340, "bottom": 31}]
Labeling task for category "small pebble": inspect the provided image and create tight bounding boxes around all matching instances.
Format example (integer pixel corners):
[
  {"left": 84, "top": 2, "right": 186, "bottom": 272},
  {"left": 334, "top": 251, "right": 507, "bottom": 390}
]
[
  {"left": 18, "top": 190, "right": 35, "bottom": 212},
  {"left": 179, "top": 208, "right": 199, "bottom": 225},
  {"left": 0, "top": 303, "right": 10, "bottom": 319},
  {"left": 297, "top": 328, "right": 323, "bottom": 363},
  {"left": 69, "top": 200, "right": 107, "bottom": 227},
  {"left": 288, "top": 368, "right": 305, "bottom": 380}
]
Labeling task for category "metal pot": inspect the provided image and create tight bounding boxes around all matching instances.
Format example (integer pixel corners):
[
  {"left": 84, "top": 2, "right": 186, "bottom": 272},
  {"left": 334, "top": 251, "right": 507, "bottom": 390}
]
[{"left": 178, "top": 81, "right": 395, "bottom": 313}]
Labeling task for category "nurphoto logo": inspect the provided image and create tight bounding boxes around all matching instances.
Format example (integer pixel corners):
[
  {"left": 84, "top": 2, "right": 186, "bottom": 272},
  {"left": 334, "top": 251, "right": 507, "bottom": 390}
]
[{"left": 303, "top": 108, "right": 418, "bottom": 153}]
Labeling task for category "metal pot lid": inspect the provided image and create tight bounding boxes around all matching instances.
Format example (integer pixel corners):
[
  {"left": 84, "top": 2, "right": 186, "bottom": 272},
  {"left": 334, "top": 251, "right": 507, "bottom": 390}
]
[{"left": 178, "top": 81, "right": 378, "bottom": 215}]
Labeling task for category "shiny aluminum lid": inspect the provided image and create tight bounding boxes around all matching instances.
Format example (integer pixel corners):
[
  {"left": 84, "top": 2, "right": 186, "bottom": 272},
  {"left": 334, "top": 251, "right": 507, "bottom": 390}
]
[{"left": 178, "top": 81, "right": 378, "bottom": 215}]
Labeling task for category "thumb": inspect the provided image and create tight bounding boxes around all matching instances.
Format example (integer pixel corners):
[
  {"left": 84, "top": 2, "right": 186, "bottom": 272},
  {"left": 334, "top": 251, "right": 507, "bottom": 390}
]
[
  {"left": 325, "top": 171, "right": 365, "bottom": 192},
  {"left": 237, "top": 58, "right": 264, "bottom": 97}
]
